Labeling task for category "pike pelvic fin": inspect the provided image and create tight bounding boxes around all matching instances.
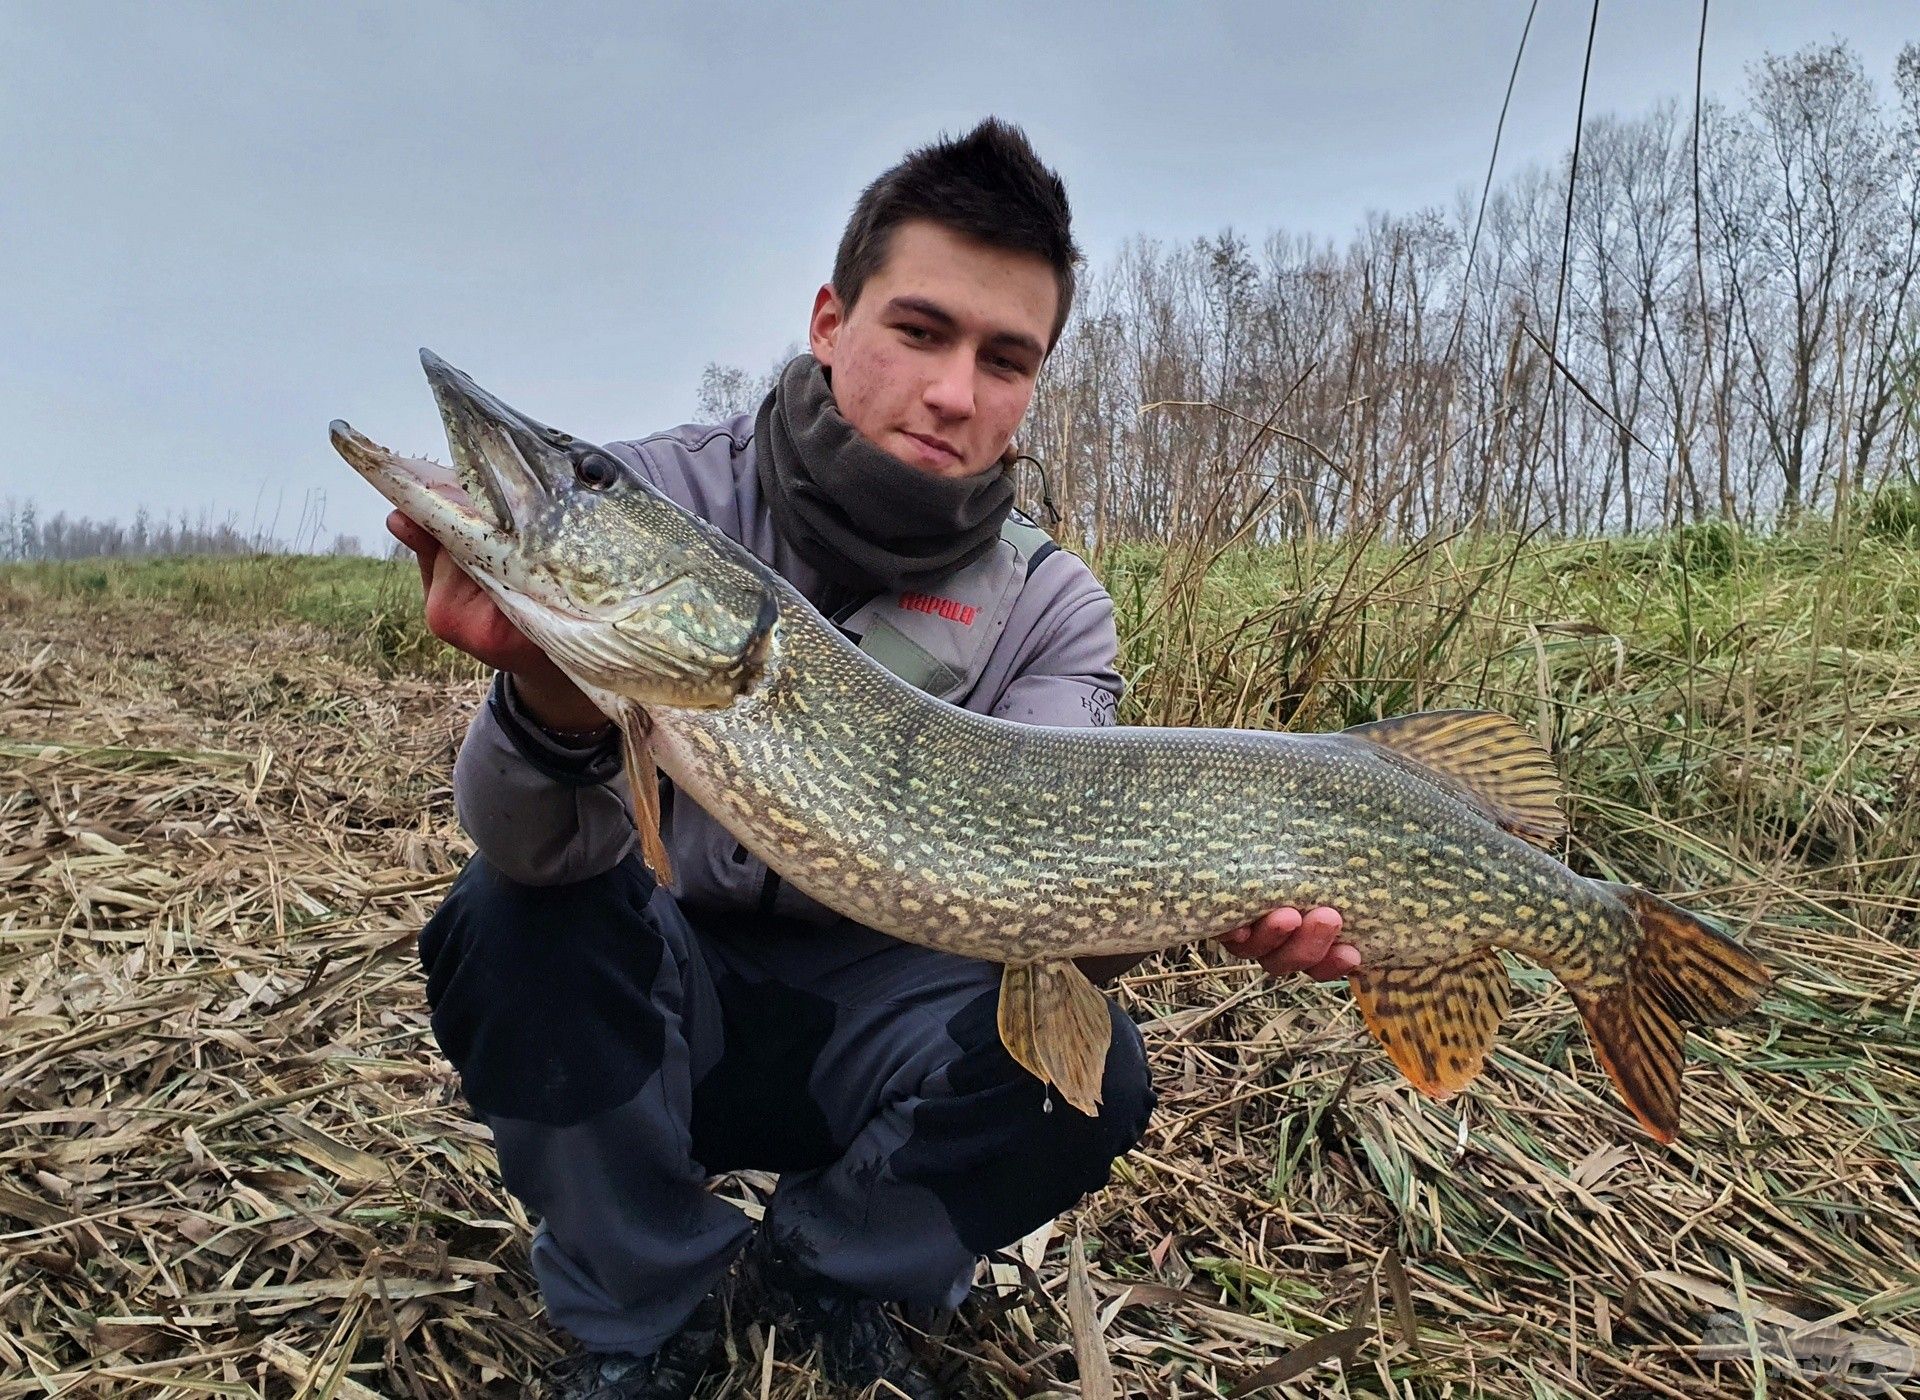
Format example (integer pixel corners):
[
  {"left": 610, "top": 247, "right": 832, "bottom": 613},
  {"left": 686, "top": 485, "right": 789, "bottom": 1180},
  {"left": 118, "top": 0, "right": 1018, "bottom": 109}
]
[
  {"left": 619, "top": 707, "right": 674, "bottom": 886},
  {"left": 1344, "top": 710, "right": 1568, "bottom": 850},
  {"left": 1571, "top": 886, "right": 1770, "bottom": 1144},
  {"left": 997, "top": 959, "right": 1113, "bottom": 1116},
  {"left": 1348, "top": 950, "right": 1512, "bottom": 1098}
]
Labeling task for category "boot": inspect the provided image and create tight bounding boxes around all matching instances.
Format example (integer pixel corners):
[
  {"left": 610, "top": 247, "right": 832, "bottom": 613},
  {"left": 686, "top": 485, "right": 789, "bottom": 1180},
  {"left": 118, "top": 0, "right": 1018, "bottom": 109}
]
[
  {"left": 542, "top": 1291, "right": 726, "bottom": 1400},
  {"left": 739, "top": 1229, "right": 940, "bottom": 1398}
]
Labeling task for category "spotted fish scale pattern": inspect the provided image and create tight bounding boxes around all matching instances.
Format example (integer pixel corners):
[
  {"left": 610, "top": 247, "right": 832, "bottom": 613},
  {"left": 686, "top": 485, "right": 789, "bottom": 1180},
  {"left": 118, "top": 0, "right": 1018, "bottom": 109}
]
[
  {"left": 652, "top": 580, "right": 1633, "bottom": 974},
  {"left": 642, "top": 566, "right": 1768, "bottom": 1141}
]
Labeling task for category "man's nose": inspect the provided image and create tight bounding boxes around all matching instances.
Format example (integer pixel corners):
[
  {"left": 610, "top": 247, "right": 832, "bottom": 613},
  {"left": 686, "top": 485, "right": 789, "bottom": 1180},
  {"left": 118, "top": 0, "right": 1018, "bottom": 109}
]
[{"left": 923, "top": 352, "right": 975, "bottom": 419}]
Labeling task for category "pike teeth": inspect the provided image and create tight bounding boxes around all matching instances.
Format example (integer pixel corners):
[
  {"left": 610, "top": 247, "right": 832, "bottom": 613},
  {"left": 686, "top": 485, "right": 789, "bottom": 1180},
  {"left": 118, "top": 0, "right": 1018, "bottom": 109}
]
[{"left": 331, "top": 424, "right": 484, "bottom": 524}]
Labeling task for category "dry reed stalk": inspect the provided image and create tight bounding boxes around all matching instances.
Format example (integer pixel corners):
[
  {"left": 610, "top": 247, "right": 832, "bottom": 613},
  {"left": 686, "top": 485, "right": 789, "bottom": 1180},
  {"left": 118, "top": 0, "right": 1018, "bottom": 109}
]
[{"left": 2, "top": 566, "right": 1915, "bottom": 1398}]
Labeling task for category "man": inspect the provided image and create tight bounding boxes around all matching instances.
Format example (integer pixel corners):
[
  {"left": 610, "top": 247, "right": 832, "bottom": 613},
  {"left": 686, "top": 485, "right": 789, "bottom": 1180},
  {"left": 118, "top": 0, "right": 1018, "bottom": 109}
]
[{"left": 390, "top": 120, "right": 1355, "bottom": 1399}]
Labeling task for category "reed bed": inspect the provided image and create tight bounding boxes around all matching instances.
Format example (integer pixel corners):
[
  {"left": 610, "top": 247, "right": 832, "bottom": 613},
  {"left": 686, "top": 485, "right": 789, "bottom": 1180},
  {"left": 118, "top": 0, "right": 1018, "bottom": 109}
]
[{"left": 2, "top": 518, "right": 1916, "bottom": 1397}]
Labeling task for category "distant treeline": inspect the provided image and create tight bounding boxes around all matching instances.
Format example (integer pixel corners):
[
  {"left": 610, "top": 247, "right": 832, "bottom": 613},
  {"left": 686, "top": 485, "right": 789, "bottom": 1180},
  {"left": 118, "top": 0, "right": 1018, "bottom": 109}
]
[
  {"left": 0, "top": 499, "right": 364, "bottom": 562},
  {"left": 21, "top": 43, "right": 1918, "bottom": 564},
  {"left": 711, "top": 41, "right": 1920, "bottom": 547},
  {"left": 1041, "top": 40, "right": 1920, "bottom": 544}
]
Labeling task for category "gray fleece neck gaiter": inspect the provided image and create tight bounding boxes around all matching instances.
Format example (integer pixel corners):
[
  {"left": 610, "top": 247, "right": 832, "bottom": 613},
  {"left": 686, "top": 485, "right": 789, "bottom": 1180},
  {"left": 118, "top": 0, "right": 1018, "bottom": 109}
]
[{"left": 754, "top": 354, "right": 1014, "bottom": 594}]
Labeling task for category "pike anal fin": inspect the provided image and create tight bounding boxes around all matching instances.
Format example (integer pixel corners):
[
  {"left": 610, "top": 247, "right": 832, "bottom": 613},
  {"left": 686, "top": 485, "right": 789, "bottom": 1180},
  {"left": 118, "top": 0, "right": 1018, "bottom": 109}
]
[
  {"left": 619, "top": 708, "right": 673, "bottom": 886},
  {"left": 998, "top": 960, "right": 1113, "bottom": 1116},
  {"left": 1572, "top": 885, "right": 1770, "bottom": 1144},
  {"left": 1349, "top": 950, "right": 1512, "bottom": 1099}
]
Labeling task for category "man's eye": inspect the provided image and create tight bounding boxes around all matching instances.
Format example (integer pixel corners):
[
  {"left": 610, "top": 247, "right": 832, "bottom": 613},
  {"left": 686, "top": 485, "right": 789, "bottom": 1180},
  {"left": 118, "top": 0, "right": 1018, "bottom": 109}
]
[{"left": 901, "top": 325, "right": 932, "bottom": 342}]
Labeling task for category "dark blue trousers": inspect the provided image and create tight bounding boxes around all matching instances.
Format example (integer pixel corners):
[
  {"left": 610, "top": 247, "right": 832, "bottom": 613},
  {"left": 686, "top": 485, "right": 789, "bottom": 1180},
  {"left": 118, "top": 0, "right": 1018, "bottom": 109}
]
[{"left": 418, "top": 854, "right": 1156, "bottom": 1355}]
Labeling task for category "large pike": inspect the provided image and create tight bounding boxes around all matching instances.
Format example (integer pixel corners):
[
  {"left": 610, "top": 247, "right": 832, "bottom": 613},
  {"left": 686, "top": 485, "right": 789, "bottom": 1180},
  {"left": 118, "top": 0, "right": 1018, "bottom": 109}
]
[{"left": 332, "top": 352, "right": 1770, "bottom": 1142}]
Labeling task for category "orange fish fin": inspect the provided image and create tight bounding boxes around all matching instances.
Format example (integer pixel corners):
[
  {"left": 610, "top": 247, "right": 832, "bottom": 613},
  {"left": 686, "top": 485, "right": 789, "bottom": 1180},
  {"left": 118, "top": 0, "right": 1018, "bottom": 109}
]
[
  {"left": 619, "top": 708, "right": 673, "bottom": 887},
  {"left": 1570, "top": 981, "right": 1685, "bottom": 1143},
  {"left": 998, "top": 960, "right": 1113, "bottom": 1116},
  {"left": 1572, "top": 887, "right": 1769, "bottom": 1144},
  {"left": 1348, "top": 950, "right": 1511, "bottom": 1099},
  {"left": 1608, "top": 884, "right": 1772, "bottom": 1025},
  {"left": 1344, "top": 710, "right": 1567, "bottom": 850}
]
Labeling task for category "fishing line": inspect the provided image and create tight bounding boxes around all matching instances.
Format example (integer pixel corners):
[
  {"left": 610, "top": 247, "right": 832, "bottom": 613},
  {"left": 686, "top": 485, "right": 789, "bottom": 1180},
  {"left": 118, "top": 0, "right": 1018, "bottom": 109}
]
[{"left": 1444, "top": 0, "right": 1541, "bottom": 366}]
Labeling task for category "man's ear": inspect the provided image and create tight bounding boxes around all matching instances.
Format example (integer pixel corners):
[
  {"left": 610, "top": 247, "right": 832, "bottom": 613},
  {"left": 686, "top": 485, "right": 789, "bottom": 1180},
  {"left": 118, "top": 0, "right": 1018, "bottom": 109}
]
[{"left": 809, "top": 284, "right": 844, "bottom": 367}]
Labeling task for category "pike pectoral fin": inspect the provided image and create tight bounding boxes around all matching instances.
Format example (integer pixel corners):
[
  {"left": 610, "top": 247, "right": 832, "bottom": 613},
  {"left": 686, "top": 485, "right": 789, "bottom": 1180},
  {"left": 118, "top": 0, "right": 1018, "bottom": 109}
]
[
  {"left": 1572, "top": 886, "right": 1770, "bottom": 1144},
  {"left": 998, "top": 960, "right": 1113, "bottom": 1116},
  {"left": 618, "top": 707, "right": 673, "bottom": 886},
  {"left": 1345, "top": 710, "right": 1568, "bottom": 849},
  {"left": 1349, "top": 950, "right": 1511, "bottom": 1098}
]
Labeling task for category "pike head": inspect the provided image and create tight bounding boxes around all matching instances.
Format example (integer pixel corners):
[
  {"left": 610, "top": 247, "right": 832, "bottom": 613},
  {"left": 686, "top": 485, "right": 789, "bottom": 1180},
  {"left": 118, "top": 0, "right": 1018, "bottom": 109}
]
[{"left": 330, "top": 350, "right": 778, "bottom": 712}]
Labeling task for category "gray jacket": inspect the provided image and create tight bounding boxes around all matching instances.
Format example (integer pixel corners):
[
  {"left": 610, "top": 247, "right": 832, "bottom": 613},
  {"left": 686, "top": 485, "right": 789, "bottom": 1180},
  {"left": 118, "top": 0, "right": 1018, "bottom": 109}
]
[{"left": 451, "top": 411, "right": 1123, "bottom": 924}]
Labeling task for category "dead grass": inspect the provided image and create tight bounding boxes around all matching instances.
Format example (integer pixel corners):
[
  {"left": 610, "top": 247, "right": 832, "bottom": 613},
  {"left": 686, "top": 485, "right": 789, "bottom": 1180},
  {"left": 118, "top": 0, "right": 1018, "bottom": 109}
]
[{"left": 2, "top": 564, "right": 1917, "bottom": 1398}]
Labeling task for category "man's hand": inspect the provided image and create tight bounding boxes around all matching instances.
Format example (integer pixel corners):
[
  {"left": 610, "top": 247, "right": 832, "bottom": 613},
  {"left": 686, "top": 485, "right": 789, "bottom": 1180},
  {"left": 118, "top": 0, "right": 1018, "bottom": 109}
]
[
  {"left": 386, "top": 510, "right": 608, "bottom": 733},
  {"left": 1218, "top": 906, "right": 1356, "bottom": 981}
]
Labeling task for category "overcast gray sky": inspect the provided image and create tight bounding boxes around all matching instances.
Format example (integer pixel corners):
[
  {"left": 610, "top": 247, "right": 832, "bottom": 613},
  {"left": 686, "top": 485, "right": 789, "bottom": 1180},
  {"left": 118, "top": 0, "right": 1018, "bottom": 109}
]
[{"left": 3, "top": 1, "right": 1914, "bottom": 551}]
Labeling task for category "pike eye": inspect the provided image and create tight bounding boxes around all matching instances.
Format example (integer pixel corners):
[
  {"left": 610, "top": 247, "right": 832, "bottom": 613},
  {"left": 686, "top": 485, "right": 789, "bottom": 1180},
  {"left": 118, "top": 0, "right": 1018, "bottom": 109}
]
[{"left": 575, "top": 451, "right": 619, "bottom": 491}]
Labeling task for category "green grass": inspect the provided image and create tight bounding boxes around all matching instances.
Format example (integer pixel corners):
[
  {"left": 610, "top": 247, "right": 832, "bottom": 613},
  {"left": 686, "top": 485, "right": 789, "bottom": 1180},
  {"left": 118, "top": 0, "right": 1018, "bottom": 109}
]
[
  {"left": 2, "top": 553, "right": 481, "bottom": 679},
  {"left": 1102, "top": 518, "right": 1919, "bottom": 922},
  {"left": 6, "top": 513, "right": 1916, "bottom": 920}
]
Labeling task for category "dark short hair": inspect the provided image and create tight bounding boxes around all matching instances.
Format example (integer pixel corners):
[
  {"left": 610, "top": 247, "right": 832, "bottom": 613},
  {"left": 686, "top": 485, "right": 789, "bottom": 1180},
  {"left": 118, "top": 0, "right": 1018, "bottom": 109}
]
[{"left": 833, "top": 118, "right": 1081, "bottom": 349}]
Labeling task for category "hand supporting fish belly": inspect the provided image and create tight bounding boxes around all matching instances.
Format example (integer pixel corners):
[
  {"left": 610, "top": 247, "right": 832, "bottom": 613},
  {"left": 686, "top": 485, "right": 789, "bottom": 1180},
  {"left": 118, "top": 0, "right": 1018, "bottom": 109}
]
[{"left": 333, "top": 351, "right": 1771, "bottom": 1144}]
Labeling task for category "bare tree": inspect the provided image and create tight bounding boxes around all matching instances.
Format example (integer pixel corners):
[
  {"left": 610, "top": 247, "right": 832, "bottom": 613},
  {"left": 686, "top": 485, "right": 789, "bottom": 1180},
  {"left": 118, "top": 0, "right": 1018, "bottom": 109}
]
[{"left": 698, "top": 40, "right": 1920, "bottom": 549}]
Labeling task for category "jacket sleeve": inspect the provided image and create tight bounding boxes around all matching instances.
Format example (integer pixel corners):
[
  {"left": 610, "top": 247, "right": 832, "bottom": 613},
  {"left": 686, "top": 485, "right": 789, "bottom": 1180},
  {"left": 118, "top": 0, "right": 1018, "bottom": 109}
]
[
  {"left": 451, "top": 674, "right": 638, "bottom": 886},
  {"left": 987, "top": 562, "right": 1124, "bottom": 730}
]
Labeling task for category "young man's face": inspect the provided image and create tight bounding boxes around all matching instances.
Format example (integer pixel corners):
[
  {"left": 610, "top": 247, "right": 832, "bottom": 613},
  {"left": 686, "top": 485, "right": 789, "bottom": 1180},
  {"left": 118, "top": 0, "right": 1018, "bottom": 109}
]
[{"left": 809, "top": 219, "right": 1058, "bottom": 480}]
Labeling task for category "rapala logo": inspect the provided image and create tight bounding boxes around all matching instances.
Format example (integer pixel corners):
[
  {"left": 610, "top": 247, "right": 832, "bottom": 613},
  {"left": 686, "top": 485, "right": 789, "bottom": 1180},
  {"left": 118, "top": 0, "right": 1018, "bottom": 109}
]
[{"left": 900, "top": 591, "right": 978, "bottom": 626}]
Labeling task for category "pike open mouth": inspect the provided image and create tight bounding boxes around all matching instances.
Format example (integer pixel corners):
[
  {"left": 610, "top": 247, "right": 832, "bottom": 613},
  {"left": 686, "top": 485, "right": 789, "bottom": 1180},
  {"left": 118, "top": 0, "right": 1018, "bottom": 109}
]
[
  {"left": 329, "top": 346, "right": 573, "bottom": 544},
  {"left": 421, "top": 348, "right": 566, "bottom": 536},
  {"left": 327, "top": 421, "right": 500, "bottom": 533}
]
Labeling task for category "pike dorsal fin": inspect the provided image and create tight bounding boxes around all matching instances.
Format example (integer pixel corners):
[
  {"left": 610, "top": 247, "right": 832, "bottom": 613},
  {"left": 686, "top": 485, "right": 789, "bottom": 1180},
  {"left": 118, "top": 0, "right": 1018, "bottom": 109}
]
[
  {"left": 1344, "top": 710, "right": 1567, "bottom": 850},
  {"left": 1349, "top": 950, "right": 1512, "bottom": 1098}
]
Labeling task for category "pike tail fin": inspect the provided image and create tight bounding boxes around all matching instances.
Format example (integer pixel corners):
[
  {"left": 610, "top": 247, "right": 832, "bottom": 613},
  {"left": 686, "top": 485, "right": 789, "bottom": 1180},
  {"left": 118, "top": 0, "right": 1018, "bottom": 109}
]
[
  {"left": 1571, "top": 887, "right": 1770, "bottom": 1143},
  {"left": 998, "top": 959, "right": 1113, "bottom": 1116}
]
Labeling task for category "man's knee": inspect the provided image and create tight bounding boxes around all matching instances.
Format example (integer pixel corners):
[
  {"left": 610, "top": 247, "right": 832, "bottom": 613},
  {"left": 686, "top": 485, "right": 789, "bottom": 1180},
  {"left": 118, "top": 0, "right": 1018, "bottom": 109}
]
[
  {"left": 890, "top": 990, "right": 1156, "bottom": 1254},
  {"left": 1090, "top": 1006, "right": 1155, "bottom": 1157},
  {"left": 418, "top": 854, "right": 672, "bottom": 1125},
  {"left": 948, "top": 988, "right": 1152, "bottom": 1142},
  {"left": 1041, "top": 1002, "right": 1154, "bottom": 1169}
]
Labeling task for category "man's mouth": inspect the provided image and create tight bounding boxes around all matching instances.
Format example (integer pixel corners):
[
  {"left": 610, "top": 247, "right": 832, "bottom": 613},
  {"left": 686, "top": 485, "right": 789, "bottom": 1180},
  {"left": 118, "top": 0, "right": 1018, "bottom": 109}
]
[{"left": 903, "top": 431, "right": 963, "bottom": 467}]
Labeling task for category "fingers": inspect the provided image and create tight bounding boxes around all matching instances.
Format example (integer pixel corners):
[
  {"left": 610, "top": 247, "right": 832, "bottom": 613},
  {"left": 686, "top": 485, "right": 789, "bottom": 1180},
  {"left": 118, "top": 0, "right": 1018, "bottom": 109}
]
[
  {"left": 386, "top": 509, "right": 437, "bottom": 555},
  {"left": 1300, "top": 905, "right": 1343, "bottom": 944},
  {"left": 1300, "top": 944, "right": 1362, "bottom": 980},
  {"left": 1297, "top": 908, "right": 1358, "bottom": 978},
  {"left": 388, "top": 510, "right": 437, "bottom": 594},
  {"left": 1216, "top": 905, "right": 1300, "bottom": 960},
  {"left": 1270, "top": 905, "right": 1338, "bottom": 972},
  {"left": 1266, "top": 906, "right": 1305, "bottom": 937},
  {"left": 424, "top": 548, "right": 487, "bottom": 649},
  {"left": 1219, "top": 919, "right": 1264, "bottom": 957},
  {"left": 1218, "top": 904, "right": 1359, "bottom": 982},
  {"left": 384, "top": 511, "right": 542, "bottom": 672}
]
